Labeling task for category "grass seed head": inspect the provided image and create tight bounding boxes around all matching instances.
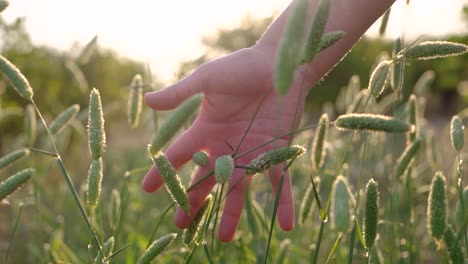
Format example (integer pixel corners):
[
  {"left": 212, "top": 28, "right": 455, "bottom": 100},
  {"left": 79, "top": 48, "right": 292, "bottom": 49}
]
[
  {"left": 49, "top": 104, "right": 80, "bottom": 135},
  {"left": 86, "top": 158, "right": 103, "bottom": 209},
  {"left": 426, "top": 131, "right": 440, "bottom": 170},
  {"left": 0, "top": 0, "right": 9, "bottom": 12},
  {"left": 391, "top": 37, "right": 403, "bottom": 90},
  {"left": 379, "top": 8, "right": 391, "bottom": 36},
  {"left": 427, "top": 171, "right": 447, "bottom": 241},
  {"left": 78, "top": 35, "right": 98, "bottom": 65},
  {"left": 303, "top": 0, "right": 330, "bottom": 62},
  {"left": 0, "top": 55, "right": 33, "bottom": 100},
  {"left": 369, "top": 60, "right": 391, "bottom": 98},
  {"left": 136, "top": 233, "right": 177, "bottom": 264},
  {"left": 277, "top": 239, "right": 291, "bottom": 264},
  {"left": 0, "top": 148, "right": 30, "bottom": 172},
  {"left": 246, "top": 145, "right": 306, "bottom": 175},
  {"left": 149, "top": 150, "right": 189, "bottom": 213},
  {"left": 215, "top": 155, "right": 234, "bottom": 184},
  {"left": 346, "top": 90, "right": 368, "bottom": 114},
  {"left": 274, "top": 0, "right": 308, "bottom": 95},
  {"left": 402, "top": 41, "right": 468, "bottom": 60},
  {"left": 94, "top": 236, "right": 115, "bottom": 263},
  {"left": 450, "top": 115, "right": 464, "bottom": 152},
  {"left": 331, "top": 176, "right": 353, "bottom": 233},
  {"left": 183, "top": 194, "right": 212, "bottom": 246},
  {"left": 414, "top": 70, "right": 435, "bottom": 96},
  {"left": 88, "top": 88, "right": 106, "bottom": 159},
  {"left": 0, "top": 168, "right": 34, "bottom": 201},
  {"left": 149, "top": 94, "right": 202, "bottom": 155},
  {"left": 335, "top": 113, "right": 410, "bottom": 133},
  {"left": 24, "top": 104, "right": 37, "bottom": 146},
  {"left": 127, "top": 74, "right": 143, "bottom": 128},
  {"left": 443, "top": 225, "right": 464, "bottom": 264},
  {"left": 395, "top": 139, "right": 422, "bottom": 178},
  {"left": 108, "top": 189, "right": 121, "bottom": 228},
  {"left": 317, "top": 31, "right": 345, "bottom": 53},
  {"left": 363, "top": 178, "right": 379, "bottom": 250},
  {"left": 299, "top": 177, "right": 320, "bottom": 225},
  {"left": 192, "top": 151, "right": 209, "bottom": 166},
  {"left": 312, "top": 114, "right": 328, "bottom": 170}
]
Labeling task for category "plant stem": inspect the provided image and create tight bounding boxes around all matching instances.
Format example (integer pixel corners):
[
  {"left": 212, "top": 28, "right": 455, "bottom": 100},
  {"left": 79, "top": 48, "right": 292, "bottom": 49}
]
[
  {"left": 263, "top": 156, "right": 299, "bottom": 264},
  {"left": 347, "top": 133, "right": 369, "bottom": 264},
  {"left": 312, "top": 219, "right": 326, "bottom": 264},
  {"left": 145, "top": 203, "right": 175, "bottom": 249},
  {"left": 31, "top": 100, "right": 103, "bottom": 254},
  {"left": 4, "top": 203, "right": 23, "bottom": 263},
  {"left": 456, "top": 155, "right": 468, "bottom": 256},
  {"left": 211, "top": 184, "right": 224, "bottom": 254}
]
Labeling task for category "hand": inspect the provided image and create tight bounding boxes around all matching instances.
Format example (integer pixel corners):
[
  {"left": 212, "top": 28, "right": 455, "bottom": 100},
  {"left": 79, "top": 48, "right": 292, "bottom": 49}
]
[{"left": 142, "top": 46, "right": 312, "bottom": 242}]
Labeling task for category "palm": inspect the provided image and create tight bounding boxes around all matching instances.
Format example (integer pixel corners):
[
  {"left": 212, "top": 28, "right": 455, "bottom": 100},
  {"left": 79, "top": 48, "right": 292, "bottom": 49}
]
[{"left": 143, "top": 47, "right": 308, "bottom": 242}]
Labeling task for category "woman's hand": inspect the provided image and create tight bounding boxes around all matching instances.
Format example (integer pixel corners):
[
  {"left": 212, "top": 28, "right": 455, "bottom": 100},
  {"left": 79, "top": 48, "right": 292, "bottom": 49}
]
[{"left": 142, "top": 46, "right": 310, "bottom": 242}]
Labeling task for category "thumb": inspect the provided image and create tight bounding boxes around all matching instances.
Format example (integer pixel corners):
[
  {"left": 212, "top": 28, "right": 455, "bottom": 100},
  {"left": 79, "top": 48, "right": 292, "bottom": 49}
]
[{"left": 144, "top": 68, "right": 206, "bottom": 110}]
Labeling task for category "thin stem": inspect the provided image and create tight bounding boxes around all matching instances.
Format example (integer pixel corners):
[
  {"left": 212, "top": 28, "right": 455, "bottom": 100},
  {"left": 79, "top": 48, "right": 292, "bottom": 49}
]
[
  {"left": 312, "top": 219, "right": 326, "bottom": 264},
  {"left": 347, "top": 133, "right": 369, "bottom": 264},
  {"left": 347, "top": 225, "right": 357, "bottom": 264},
  {"left": 211, "top": 184, "right": 224, "bottom": 254},
  {"left": 456, "top": 155, "right": 468, "bottom": 256},
  {"left": 263, "top": 155, "right": 299, "bottom": 264},
  {"left": 4, "top": 203, "right": 23, "bottom": 264},
  {"left": 234, "top": 123, "right": 324, "bottom": 160},
  {"left": 203, "top": 243, "right": 215, "bottom": 264},
  {"left": 27, "top": 147, "right": 58, "bottom": 157},
  {"left": 31, "top": 100, "right": 103, "bottom": 254},
  {"left": 405, "top": 168, "right": 415, "bottom": 263},
  {"left": 183, "top": 243, "right": 199, "bottom": 264},
  {"left": 310, "top": 173, "right": 326, "bottom": 221},
  {"left": 145, "top": 202, "right": 175, "bottom": 249},
  {"left": 324, "top": 233, "right": 343, "bottom": 264},
  {"left": 232, "top": 88, "right": 272, "bottom": 156},
  {"left": 105, "top": 242, "right": 134, "bottom": 261}
]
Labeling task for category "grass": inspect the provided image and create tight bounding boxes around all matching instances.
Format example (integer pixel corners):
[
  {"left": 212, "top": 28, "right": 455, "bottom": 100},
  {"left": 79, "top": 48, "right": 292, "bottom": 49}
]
[{"left": 1, "top": 3, "right": 468, "bottom": 263}]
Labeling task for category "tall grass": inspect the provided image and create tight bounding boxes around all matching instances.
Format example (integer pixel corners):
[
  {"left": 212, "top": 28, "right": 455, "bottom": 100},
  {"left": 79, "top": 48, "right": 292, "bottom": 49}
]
[{"left": 1, "top": 2, "right": 468, "bottom": 263}]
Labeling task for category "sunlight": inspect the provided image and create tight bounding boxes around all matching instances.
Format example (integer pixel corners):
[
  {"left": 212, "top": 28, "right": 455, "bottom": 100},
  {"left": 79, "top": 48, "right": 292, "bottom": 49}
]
[{"left": 2, "top": 0, "right": 465, "bottom": 83}]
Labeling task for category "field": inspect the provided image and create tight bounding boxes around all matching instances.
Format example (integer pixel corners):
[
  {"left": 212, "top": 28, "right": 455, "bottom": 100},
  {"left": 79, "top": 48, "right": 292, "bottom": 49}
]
[{"left": 1, "top": 0, "right": 468, "bottom": 263}]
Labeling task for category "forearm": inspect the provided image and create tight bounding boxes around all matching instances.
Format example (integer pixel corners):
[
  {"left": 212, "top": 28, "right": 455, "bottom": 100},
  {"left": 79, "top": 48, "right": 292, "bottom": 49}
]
[{"left": 256, "top": 0, "right": 395, "bottom": 90}]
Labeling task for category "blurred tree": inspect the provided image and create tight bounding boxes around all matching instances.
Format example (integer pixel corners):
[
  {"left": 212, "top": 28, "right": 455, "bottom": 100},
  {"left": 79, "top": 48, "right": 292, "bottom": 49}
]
[
  {"left": 0, "top": 17, "right": 32, "bottom": 53},
  {"left": 0, "top": 17, "right": 146, "bottom": 141},
  {"left": 174, "top": 15, "right": 273, "bottom": 80},
  {"left": 175, "top": 14, "right": 467, "bottom": 115}
]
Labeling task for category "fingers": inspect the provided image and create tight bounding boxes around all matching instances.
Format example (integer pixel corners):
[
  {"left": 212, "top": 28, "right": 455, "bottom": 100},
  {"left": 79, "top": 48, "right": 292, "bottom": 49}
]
[
  {"left": 142, "top": 129, "right": 201, "bottom": 192},
  {"left": 174, "top": 162, "right": 216, "bottom": 228},
  {"left": 268, "top": 165, "right": 295, "bottom": 231},
  {"left": 218, "top": 169, "right": 251, "bottom": 242},
  {"left": 144, "top": 67, "right": 206, "bottom": 110}
]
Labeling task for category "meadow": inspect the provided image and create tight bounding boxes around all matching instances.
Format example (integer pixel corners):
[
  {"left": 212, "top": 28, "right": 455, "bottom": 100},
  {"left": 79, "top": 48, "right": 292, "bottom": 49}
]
[{"left": 1, "top": 0, "right": 468, "bottom": 263}]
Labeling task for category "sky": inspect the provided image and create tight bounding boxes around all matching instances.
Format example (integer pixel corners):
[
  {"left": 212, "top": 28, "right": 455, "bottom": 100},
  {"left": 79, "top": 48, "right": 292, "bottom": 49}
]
[{"left": 2, "top": 0, "right": 467, "bottom": 84}]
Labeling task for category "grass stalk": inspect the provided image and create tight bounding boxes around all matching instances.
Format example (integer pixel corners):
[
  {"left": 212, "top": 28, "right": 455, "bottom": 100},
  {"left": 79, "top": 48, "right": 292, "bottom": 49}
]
[
  {"left": 311, "top": 219, "right": 326, "bottom": 264},
  {"left": 145, "top": 203, "right": 175, "bottom": 249},
  {"left": 31, "top": 100, "right": 103, "bottom": 254},
  {"left": 347, "top": 133, "right": 369, "bottom": 263},
  {"left": 211, "top": 184, "right": 224, "bottom": 253},
  {"left": 4, "top": 203, "right": 23, "bottom": 263},
  {"left": 405, "top": 168, "right": 415, "bottom": 262},
  {"left": 263, "top": 155, "right": 299, "bottom": 264},
  {"left": 456, "top": 156, "right": 468, "bottom": 256},
  {"left": 324, "top": 233, "right": 343, "bottom": 264}
]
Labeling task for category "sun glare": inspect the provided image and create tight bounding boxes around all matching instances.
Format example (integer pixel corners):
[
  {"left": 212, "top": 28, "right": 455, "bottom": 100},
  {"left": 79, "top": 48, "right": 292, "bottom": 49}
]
[{"left": 2, "top": 0, "right": 465, "bottom": 83}]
